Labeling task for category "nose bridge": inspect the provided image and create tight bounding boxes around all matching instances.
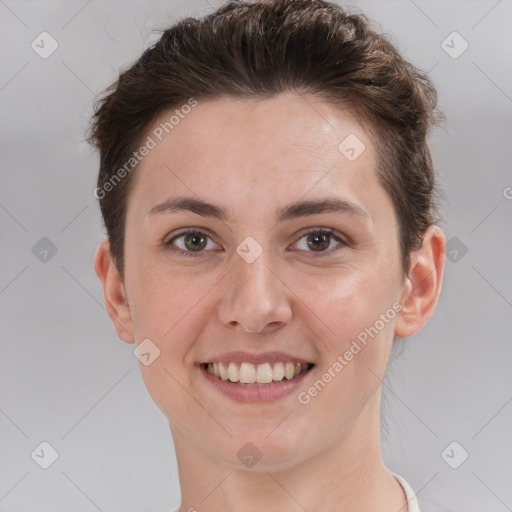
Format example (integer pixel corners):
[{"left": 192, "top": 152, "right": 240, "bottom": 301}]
[
  {"left": 235, "top": 248, "right": 275, "bottom": 298},
  {"left": 217, "top": 238, "right": 292, "bottom": 333}
]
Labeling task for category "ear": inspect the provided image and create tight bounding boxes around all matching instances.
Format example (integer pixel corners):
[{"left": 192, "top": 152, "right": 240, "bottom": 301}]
[
  {"left": 94, "top": 239, "right": 135, "bottom": 344},
  {"left": 394, "top": 225, "right": 446, "bottom": 338}
]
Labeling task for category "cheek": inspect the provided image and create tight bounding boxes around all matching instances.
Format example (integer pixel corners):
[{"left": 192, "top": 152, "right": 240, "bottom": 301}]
[
  {"left": 304, "top": 266, "right": 399, "bottom": 389},
  {"left": 297, "top": 274, "right": 398, "bottom": 426},
  {"left": 126, "top": 248, "right": 216, "bottom": 339},
  {"left": 128, "top": 266, "right": 215, "bottom": 416},
  {"left": 308, "top": 262, "right": 399, "bottom": 333}
]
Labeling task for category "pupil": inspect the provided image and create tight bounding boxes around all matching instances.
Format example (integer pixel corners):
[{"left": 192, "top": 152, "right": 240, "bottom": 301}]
[
  {"left": 185, "top": 233, "right": 206, "bottom": 251},
  {"left": 308, "top": 232, "right": 329, "bottom": 251}
]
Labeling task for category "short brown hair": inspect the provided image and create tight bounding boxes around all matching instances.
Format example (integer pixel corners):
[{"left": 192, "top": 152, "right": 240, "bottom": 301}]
[{"left": 88, "top": 0, "right": 444, "bottom": 282}]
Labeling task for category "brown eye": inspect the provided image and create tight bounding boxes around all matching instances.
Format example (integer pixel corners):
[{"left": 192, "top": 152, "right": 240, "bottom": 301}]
[
  {"left": 294, "top": 228, "right": 346, "bottom": 255},
  {"left": 183, "top": 232, "right": 208, "bottom": 251},
  {"left": 306, "top": 232, "right": 331, "bottom": 251},
  {"left": 164, "top": 229, "right": 217, "bottom": 257}
]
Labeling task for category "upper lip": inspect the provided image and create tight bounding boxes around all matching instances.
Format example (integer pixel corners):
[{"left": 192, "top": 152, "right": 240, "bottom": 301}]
[{"left": 202, "top": 351, "right": 315, "bottom": 365}]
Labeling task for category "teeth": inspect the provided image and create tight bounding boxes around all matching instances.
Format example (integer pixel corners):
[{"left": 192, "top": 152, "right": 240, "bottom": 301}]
[
  {"left": 227, "top": 362, "right": 239, "bottom": 382},
  {"left": 284, "top": 362, "right": 295, "bottom": 380},
  {"left": 205, "top": 361, "right": 311, "bottom": 384},
  {"left": 239, "top": 362, "right": 256, "bottom": 383},
  {"left": 273, "top": 362, "right": 285, "bottom": 380},
  {"left": 256, "top": 362, "right": 273, "bottom": 383},
  {"left": 218, "top": 362, "right": 229, "bottom": 380}
]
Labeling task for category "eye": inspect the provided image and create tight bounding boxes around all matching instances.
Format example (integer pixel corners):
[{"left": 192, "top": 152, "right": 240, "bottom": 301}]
[
  {"left": 164, "top": 227, "right": 347, "bottom": 258},
  {"left": 164, "top": 228, "right": 219, "bottom": 257},
  {"left": 293, "top": 228, "right": 347, "bottom": 256}
]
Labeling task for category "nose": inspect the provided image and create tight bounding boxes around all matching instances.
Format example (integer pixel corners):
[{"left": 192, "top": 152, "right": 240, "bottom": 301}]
[{"left": 216, "top": 248, "right": 293, "bottom": 334}]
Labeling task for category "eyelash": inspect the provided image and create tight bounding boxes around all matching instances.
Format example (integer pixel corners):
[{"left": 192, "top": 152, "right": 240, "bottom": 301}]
[{"left": 163, "top": 227, "right": 348, "bottom": 258}]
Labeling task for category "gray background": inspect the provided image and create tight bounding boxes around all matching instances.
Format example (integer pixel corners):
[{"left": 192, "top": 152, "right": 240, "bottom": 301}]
[{"left": 1, "top": 0, "right": 511, "bottom": 511}]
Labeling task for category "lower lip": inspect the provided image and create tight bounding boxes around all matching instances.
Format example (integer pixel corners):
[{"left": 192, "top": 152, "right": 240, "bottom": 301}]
[{"left": 200, "top": 364, "right": 314, "bottom": 403}]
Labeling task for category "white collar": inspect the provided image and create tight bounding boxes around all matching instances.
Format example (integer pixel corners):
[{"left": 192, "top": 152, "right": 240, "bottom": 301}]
[{"left": 391, "top": 472, "right": 422, "bottom": 512}]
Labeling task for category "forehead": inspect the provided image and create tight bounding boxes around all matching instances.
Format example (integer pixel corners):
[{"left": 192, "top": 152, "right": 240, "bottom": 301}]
[
  {"left": 147, "top": 93, "right": 372, "bottom": 158},
  {"left": 130, "top": 93, "right": 383, "bottom": 219}
]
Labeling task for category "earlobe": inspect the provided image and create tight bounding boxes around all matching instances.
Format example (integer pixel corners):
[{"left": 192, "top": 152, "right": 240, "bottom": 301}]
[
  {"left": 394, "top": 225, "right": 446, "bottom": 338},
  {"left": 94, "top": 240, "right": 135, "bottom": 344}
]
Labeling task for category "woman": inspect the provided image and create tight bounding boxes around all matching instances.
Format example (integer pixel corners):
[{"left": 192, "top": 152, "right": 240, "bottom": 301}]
[{"left": 89, "top": 1, "right": 446, "bottom": 510}]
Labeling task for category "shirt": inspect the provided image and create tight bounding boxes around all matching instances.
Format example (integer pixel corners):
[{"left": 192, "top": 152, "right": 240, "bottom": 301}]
[{"left": 167, "top": 471, "right": 420, "bottom": 512}]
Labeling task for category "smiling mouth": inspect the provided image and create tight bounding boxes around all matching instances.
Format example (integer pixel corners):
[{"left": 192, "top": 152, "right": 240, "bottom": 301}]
[{"left": 201, "top": 361, "right": 315, "bottom": 385}]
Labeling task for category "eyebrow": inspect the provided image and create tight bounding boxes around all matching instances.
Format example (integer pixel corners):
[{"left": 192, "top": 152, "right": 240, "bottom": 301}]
[
  {"left": 148, "top": 195, "right": 369, "bottom": 225},
  {"left": 148, "top": 196, "right": 368, "bottom": 222}
]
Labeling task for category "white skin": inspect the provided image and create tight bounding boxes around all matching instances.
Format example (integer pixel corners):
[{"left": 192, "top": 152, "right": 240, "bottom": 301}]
[{"left": 95, "top": 93, "right": 445, "bottom": 512}]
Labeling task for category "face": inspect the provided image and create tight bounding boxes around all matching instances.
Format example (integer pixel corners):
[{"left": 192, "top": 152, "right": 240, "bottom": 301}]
[{"left": 97, "top": 93, "right": 435, "bottom": 471}]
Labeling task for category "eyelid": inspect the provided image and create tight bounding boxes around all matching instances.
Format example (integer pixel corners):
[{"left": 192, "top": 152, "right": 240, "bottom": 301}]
[
  {"left": 163, "top": 227, "right": 217, "bottom": 245},
  {"left": 292, "top": 227, "right": 348, "bottom": 254},
  {"left": 163, "top": 227, "right": 221, "bottom": 257}
]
